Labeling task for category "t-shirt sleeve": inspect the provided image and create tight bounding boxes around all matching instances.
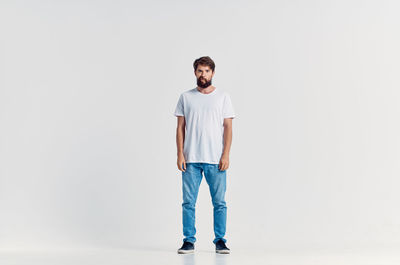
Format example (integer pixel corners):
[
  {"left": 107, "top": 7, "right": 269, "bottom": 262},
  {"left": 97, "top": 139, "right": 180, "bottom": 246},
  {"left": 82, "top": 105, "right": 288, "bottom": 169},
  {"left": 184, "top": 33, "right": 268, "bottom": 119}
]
[
  {"left": 223, "top": 93, "right": 235, "bottom": 119},
  {"left": 174, "top": 94, "right": 185, "bottom": 117}
]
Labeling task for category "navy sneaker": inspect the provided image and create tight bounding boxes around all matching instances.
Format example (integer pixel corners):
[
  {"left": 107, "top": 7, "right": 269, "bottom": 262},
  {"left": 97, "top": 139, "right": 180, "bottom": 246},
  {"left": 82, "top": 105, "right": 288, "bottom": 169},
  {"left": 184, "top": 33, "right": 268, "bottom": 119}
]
[
  {"left": 177, "top": 241, "right": 194, "bottom": 254},
  {"left": 215, "top": 239, "right": 230, "bottom": 254}
]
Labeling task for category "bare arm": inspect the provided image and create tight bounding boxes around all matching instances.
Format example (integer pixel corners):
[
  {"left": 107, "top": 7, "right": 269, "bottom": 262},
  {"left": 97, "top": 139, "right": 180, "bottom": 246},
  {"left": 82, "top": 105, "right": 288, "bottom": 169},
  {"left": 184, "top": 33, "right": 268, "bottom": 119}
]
[
  {"left": 219, "top": 118, "right": 233, "bottom": 171},
  {"left": 176, "top": 116, "right": 186, "bottom": 171}
]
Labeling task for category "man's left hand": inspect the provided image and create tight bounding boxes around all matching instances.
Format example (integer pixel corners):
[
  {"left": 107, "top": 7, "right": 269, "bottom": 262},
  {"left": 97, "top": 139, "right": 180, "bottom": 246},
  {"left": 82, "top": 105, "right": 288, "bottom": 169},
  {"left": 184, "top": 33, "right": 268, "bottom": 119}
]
[{"left": 219, "top": 155, "right": 229, "bottom": 171}]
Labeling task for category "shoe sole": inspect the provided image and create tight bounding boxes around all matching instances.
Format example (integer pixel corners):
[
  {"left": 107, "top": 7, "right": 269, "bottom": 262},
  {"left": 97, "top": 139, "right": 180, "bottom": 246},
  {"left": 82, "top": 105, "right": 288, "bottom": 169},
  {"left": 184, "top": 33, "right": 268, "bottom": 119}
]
[
  {"left": 177, "top": 249, "right": 194, "bottom": 254},
  {"left": 216, "top": 249, "right": 230, "bottom": 254}
]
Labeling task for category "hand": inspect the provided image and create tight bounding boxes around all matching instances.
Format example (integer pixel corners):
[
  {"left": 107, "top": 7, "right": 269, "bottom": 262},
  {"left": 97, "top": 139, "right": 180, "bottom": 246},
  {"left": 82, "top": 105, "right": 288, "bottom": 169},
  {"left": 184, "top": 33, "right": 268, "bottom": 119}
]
[
  {"left": 177, "top": 154, "right": 186, "bottom": 172},
  {"left": 219, "top": 155, "right": 229, "bottom": 171}
]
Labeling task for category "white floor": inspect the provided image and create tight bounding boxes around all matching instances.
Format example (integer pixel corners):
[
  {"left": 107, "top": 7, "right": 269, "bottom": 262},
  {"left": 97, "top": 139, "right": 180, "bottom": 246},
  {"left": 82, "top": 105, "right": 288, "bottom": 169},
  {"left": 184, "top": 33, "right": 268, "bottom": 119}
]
[{"left": 0, "top": 247, "right": 399, "bottom": 265}]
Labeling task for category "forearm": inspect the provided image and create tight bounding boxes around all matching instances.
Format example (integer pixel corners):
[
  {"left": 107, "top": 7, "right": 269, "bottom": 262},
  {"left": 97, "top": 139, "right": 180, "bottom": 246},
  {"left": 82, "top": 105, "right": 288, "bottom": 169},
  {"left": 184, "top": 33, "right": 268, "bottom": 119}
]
[
  {"left": 176, "top": 127, "right": 185, "bottom": 156},
  {"left": 222, "top": 125, "right": 232, "bottom": 157}
]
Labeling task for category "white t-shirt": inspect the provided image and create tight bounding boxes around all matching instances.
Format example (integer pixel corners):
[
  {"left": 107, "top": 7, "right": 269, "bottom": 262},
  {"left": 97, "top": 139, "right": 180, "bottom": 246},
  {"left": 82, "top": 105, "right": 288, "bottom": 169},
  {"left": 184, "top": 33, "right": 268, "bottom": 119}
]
[{"left": 173, "top": 87, "right": 236, "bottom": 164}]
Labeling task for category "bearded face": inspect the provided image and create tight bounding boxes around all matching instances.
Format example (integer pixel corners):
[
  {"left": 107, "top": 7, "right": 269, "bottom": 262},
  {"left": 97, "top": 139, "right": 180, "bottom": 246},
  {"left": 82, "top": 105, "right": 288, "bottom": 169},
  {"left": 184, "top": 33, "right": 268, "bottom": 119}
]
[
  {"left": 197, "top": 76, "right": 212, "bottom": 88},
  {"left": 195, "top": 64, "right": 214, "bottom": 88}
]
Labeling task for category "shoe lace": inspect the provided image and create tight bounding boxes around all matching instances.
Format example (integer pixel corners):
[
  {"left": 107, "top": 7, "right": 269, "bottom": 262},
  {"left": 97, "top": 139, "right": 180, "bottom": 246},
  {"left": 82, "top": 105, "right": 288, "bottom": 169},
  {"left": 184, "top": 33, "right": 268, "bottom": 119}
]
[
  {"left": 217, "top": 240, "right": 227, "bottom": 248},
  {"left": 183, "top": 242, "right": 193, "bottom": 247}
]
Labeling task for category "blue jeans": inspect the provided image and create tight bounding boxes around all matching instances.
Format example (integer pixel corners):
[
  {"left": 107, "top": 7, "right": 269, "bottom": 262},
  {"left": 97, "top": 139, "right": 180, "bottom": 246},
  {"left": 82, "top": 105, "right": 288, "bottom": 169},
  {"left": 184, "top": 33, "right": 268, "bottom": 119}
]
[{"left": 181, "top": 162, "right": 227, "bottom": 244}]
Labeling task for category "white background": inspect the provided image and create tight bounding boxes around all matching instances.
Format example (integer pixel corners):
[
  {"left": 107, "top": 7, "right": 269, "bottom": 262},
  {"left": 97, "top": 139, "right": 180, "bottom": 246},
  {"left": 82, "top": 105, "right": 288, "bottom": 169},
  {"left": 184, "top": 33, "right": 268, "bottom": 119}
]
[{"left": 1, "top": 0, "right": 400, "bottom": 252}]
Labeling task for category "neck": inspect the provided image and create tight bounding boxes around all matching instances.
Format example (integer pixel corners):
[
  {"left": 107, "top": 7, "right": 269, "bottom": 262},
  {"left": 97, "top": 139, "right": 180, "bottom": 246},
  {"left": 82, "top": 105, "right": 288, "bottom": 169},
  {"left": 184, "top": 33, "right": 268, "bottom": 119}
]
[{"left": 197, "top": 85, "right": 216, "bottom": 94}]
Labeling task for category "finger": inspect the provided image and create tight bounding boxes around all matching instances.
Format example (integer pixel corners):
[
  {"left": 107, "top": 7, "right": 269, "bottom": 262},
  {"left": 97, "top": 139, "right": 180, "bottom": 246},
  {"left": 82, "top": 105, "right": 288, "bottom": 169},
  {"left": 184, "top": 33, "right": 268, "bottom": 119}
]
[
  {"left": 178, "top": 161, "right": 184, "bottom": 172},
  {"left": 183, "top": 162, "right": 186, "bottom": 171}
]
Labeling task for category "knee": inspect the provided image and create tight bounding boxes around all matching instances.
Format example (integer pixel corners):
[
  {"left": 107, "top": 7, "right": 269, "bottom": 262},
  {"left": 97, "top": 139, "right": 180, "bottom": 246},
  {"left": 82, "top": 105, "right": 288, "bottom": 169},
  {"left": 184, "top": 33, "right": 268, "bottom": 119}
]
[
  {"left": 182, "top": 201, "right": 196, "bottom": 209},
  {"left": 212, "top": 199, "right": 226, "bottom": 209}
]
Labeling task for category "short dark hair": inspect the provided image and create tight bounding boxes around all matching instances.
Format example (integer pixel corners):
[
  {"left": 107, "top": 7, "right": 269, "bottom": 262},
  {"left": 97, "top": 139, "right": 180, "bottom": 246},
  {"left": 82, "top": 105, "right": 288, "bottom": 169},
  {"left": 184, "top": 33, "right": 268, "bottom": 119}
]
[{"left": 193, "top": 56, "right": 215, "bottom": 72}]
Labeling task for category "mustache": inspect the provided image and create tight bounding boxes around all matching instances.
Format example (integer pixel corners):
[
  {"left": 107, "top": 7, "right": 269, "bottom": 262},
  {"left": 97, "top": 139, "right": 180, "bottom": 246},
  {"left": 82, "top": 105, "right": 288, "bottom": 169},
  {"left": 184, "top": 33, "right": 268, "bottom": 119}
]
[{"left": 197, "top": 77, "right": 212, "bottom": 88}]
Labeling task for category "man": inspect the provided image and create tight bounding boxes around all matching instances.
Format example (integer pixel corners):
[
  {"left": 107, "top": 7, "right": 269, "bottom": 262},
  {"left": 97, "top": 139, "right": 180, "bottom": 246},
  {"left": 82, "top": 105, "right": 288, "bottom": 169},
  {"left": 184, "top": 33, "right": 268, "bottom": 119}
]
[{"left": 174, "top": 56, "right": 235, "bottom": 254}]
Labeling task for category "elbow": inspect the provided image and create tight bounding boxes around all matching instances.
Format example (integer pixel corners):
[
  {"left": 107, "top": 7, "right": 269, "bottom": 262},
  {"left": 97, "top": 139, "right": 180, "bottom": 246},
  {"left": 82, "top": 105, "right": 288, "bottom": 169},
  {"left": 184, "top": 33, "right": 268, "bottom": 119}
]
[{"left": 223, "top": 125, "right": 232, "bottom": 131}]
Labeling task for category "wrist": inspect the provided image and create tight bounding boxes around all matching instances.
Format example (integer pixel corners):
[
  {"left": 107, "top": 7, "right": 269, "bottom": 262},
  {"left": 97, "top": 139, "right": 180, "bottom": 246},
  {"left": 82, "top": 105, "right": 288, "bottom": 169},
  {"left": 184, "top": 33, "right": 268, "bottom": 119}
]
[{"left": 221, "top": 153, "right": 229, "bottom": 159}]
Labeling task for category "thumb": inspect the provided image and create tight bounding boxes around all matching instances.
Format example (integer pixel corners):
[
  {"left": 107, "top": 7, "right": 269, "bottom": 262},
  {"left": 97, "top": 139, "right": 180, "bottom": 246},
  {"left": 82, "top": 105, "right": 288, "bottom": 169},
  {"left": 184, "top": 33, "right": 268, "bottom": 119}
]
[{"left": 183, "top": 161, "right": 186, "bottom": 171}]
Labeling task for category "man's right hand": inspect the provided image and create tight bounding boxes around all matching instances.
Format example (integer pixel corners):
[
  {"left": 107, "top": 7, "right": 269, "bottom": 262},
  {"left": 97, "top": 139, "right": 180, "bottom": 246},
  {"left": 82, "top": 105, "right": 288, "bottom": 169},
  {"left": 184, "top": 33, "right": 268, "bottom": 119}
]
[{"left": 177, "top": 155, "right": 186, "bottom": 172}]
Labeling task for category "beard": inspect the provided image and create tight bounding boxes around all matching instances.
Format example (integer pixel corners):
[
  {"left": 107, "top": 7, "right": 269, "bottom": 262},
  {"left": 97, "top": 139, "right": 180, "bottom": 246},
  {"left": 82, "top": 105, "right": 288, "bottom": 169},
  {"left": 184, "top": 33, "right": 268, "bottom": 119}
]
[{"left": 197, "top": 77, "right": 212, "bottom": 88}]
